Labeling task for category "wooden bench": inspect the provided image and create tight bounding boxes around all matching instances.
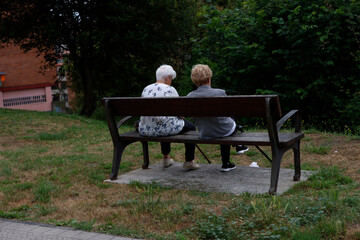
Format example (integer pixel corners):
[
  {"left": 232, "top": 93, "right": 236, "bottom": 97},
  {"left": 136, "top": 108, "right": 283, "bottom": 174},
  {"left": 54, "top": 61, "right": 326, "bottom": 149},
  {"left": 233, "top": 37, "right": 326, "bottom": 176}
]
[{"left": 102, "top": 95, "right": 304, "bottom": 194}]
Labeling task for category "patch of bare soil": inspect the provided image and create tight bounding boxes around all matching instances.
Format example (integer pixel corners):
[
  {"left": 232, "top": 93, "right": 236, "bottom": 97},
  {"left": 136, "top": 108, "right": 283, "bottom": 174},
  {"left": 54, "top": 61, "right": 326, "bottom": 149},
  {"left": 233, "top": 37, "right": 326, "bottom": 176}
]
[{"left": 303, "top": 134, "right": 360, "bottom": 183}]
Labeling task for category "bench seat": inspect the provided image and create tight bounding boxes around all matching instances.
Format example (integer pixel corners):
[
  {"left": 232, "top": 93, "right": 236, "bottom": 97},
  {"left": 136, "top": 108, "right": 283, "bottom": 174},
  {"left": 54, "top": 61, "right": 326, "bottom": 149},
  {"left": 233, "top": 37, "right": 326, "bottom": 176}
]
[{"left": 119, "top": 130, "right": 304, "bottom": 147}]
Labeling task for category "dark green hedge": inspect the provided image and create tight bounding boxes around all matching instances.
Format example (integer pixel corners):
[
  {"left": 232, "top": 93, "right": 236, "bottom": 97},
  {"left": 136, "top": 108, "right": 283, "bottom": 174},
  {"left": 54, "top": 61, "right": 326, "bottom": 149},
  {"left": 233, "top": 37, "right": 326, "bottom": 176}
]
[{"left": 189, "top": 0, "right": 360, "bottom": 133}]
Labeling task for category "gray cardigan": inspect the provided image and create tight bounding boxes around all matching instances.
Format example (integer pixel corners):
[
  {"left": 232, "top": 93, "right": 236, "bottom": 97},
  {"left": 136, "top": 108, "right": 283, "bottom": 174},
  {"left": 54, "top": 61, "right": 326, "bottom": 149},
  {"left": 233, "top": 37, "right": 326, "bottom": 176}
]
[{"left": 187, "top": 85, "right": 235, "bottom": 140}]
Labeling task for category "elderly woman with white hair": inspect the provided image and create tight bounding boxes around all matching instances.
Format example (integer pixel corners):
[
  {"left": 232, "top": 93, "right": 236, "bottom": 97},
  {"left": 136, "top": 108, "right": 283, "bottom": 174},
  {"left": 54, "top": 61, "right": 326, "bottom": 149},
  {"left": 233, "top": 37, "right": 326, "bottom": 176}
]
[{"left": 138, "top": 65, "right": 200, "bottom": 170}]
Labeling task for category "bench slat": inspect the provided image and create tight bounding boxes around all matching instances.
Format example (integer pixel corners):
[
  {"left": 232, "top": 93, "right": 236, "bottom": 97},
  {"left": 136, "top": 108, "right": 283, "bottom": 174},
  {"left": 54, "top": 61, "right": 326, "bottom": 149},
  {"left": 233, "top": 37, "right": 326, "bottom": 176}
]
[
  {"left": 103, "top": 95, "right": 282, "bottom": 118},
  {"left": 119, "top": 130, "right": 304, "bottom": 147}
]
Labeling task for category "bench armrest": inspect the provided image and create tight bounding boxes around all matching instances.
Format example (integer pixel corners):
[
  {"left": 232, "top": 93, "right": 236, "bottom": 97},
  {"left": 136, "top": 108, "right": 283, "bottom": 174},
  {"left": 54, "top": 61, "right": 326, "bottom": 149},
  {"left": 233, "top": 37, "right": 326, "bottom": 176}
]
[
  {"left": 276, "top": 110, "right": 301, "bottom": 133},
  {"left": 117, "top": 116, "right": 133, "bottom": 129}
]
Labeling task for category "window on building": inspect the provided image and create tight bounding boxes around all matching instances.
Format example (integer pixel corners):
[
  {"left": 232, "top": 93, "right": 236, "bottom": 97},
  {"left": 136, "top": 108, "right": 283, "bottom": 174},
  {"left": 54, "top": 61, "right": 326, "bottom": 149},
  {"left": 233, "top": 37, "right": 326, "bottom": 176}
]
[{"left": 3, "top": 95, "right": 46, "bottom": 107}]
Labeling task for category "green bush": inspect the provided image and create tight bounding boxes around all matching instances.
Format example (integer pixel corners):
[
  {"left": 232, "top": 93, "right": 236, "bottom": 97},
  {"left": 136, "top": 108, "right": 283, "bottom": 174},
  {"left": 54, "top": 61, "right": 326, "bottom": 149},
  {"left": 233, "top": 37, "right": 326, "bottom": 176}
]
[{"left": 191, "top": 0, "right": 360, "bottom": 132}]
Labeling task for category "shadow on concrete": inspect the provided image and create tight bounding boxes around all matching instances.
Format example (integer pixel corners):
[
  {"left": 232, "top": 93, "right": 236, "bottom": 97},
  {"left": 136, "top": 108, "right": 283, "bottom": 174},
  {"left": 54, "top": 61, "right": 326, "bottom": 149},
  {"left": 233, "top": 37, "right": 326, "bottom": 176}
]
[{"left": 105, "top": 162, "right": 314, "bottom": 195}]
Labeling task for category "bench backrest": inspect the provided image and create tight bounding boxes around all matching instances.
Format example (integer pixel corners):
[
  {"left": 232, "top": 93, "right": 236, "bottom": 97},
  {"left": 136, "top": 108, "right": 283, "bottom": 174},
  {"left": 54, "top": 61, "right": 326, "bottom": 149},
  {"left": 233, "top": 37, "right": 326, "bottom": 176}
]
[{"left": 102, "top": 95, "right": 282, "bottom": 119}]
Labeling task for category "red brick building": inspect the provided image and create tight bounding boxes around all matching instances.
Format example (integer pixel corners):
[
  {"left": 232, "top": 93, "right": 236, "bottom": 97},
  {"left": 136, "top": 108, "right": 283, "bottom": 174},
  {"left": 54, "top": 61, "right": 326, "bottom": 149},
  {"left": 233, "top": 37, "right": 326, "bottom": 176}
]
[{"left": 0, "top": 44, "right": 56, "bottom": 111}]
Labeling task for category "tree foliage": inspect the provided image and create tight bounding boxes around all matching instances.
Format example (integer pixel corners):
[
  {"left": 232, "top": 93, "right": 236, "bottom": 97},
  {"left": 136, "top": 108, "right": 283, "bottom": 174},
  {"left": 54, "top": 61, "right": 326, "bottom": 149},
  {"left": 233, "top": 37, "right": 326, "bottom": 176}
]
[
  {"left": 192, "top": 0, "right": 360, "bottom": 131},
  {"left": 0, "top": 0, "right": 198, "bottom": 116}
]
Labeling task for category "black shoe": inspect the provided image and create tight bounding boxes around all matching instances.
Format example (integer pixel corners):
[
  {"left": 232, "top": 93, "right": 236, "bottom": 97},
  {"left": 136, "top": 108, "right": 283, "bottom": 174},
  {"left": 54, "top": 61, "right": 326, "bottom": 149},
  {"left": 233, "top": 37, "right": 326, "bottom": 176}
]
[
  {"left": 221, "top": 162, "right": 236, "bottom": 172},
  {"left": 236, "top": 145, "right": 249, "bottom": 154}
]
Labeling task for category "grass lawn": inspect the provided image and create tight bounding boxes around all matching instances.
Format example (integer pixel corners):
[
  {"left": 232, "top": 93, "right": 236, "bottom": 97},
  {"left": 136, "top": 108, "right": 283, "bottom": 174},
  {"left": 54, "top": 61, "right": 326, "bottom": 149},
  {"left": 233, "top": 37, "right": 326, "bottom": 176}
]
[{"left": 0, "top": 108, "right": 359, "bottom": 239}]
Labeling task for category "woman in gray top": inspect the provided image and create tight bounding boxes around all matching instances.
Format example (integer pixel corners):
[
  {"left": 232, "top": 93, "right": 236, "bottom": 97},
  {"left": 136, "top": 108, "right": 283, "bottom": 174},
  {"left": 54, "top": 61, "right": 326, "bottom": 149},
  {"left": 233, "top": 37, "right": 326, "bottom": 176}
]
[{"left": 187, "top": 64, "right": 248, "bottom": 172}]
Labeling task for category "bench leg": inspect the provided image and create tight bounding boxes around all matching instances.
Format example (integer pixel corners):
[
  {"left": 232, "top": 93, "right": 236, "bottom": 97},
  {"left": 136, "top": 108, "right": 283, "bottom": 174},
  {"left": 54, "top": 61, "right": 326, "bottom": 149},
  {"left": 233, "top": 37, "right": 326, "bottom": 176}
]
[
  {"left": 293, "top": 142, "right": 301, "bottom": 181},
  {"left": 141, "top": 141, "right": 149, "bottom": 169},
  {"left": 110, "top": 140, "right": 133, "bottom": 180},
  {"left": 268, "top": 149, "right": 284, "bottom": 195}
]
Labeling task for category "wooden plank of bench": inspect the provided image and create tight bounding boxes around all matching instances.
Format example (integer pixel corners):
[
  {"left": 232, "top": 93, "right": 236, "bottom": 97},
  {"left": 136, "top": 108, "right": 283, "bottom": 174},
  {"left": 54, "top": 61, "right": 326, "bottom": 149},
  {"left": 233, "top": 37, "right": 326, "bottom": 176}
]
[
  {"left": 119, "top": 130, "right": 304, "bottom": 147},
  {"left": 103, "top": 95, "right": 282, "bottom": 118}
]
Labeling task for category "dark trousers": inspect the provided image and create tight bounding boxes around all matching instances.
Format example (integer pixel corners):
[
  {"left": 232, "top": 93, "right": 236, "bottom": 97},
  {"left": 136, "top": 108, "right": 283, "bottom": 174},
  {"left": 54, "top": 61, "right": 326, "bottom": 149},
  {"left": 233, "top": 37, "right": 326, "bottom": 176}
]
[
  {"left": 161, "top": 119, "right": 196, "bottom": 162},
  {"left": 220, "top": 145, "right": 231, "bottom": 164},
  {"left": 220, "top": 124, "right": 241, "bottom": 164}
]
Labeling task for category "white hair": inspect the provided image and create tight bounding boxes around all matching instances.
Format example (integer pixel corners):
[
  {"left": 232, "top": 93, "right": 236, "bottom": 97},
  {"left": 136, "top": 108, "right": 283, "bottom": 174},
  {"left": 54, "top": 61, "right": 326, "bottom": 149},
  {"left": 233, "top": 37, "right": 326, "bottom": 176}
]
[{"left": 156, "top": 65, "right": 176, "bottom": 81}]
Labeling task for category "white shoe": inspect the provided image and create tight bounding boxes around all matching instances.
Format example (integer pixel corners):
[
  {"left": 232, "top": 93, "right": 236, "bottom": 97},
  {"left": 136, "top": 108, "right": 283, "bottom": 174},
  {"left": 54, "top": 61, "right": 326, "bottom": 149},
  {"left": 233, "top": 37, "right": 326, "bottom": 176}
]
[
  {"left": 183, "top": 161, "right": 200, "bottom": 170},
  {"left": 163, "top": 158, "right": 174, "bottom": 168}
]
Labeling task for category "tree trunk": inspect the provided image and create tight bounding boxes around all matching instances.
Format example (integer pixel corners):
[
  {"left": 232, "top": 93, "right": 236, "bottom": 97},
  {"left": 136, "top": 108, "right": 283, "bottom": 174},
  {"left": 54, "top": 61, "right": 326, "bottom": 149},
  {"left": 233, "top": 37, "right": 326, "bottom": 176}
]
[
  {"left": 78, "top": 55, "right": 96, "bottom": 117},
  {"left": 80, "top": 89, "right": 96, "bottom": 117}
]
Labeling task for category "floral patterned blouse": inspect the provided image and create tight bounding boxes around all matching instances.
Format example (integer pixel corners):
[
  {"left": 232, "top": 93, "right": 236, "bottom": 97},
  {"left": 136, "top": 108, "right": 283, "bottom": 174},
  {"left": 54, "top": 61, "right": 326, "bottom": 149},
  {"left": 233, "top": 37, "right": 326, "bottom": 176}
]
[{"left": 138, "top": 83, "right": 185, "bottom": 137}]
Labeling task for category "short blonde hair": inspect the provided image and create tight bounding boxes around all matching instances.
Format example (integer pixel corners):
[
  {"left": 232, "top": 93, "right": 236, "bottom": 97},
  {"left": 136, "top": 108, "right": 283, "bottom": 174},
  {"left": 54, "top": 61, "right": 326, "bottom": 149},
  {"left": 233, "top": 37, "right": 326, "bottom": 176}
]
[{"left": 191, "top": 64, "right": 212, "bottom": 86}]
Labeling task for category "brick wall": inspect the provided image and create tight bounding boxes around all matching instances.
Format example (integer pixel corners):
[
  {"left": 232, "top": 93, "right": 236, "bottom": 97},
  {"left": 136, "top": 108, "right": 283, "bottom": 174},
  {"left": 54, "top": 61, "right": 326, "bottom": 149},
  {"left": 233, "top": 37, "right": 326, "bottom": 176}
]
[
  {"left": 0, "top": 44, "right": 56, "bottom": 111},
  {"left": 0, "top": 44, "right": 56, "bottom": 88}
]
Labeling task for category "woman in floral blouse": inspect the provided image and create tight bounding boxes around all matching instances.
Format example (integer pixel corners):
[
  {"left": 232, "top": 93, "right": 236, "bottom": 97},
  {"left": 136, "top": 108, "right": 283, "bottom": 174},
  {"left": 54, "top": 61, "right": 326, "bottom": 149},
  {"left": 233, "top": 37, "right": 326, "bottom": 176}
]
[{"left": 138, "top": 65, "right": 200, "bottom": 170}]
